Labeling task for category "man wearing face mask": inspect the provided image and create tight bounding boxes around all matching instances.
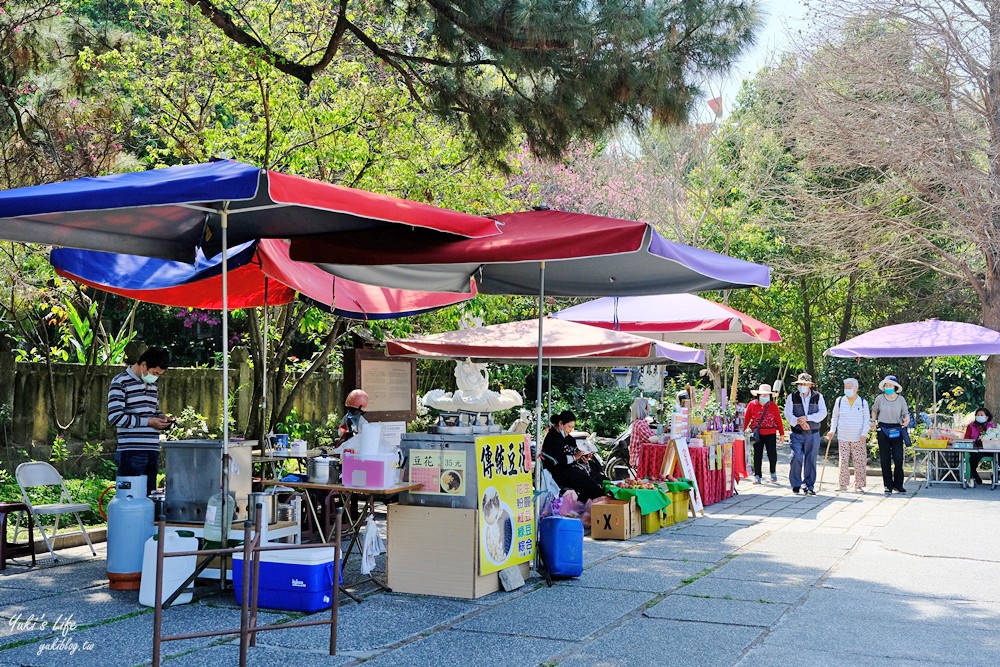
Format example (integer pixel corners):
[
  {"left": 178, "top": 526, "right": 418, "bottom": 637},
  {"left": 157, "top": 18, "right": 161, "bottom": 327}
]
[
  {"left": 108, "top": 347, "right": 173, "bottom": 498},
  {"left": 783, "top": 373, "right": 828, "bottom": 495}
]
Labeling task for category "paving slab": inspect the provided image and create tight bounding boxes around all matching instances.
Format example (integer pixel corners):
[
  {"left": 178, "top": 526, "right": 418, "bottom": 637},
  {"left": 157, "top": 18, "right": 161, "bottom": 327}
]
[
  {"left": 455, "top": 585, "right": 654, "bottom": 641},
  {"left": 705, "top": 555, "right": 831, "bottom": 586},
  {"left": 760, "top": 588, "right": 1000, "bottom": 665},
  {"left": 561, "top": 555, "right": 706, "bottom": 593},
  {"left": 737, "top": 646, "right": 945, "bottom": 667},
  {"left": 361, "top": 629, "right": 569, "bottom": 667},
  {"left": 645, "top": 593, "right": 790, "bottom": 627},
  {"left": 164, "top": 644, "right": 354, "bottom": 667},
  {"left": 558, "top": 617, "right": 764, "bottom": 667},
  {"left": 256, "top": 593, "right": 477, "bottom": 653},
  {"left": 625, "top": 537, "right": 736, "bottom": 563},
  {"left": 0, "top": 586, "right": 147, "bottom": 625},
  {"left": 675, "top": 576, "right": 809, "bottom": 604},
  {"left": 0, "top": 558, "right": 107, "bottom": 592},
  {"left": 582, "top": 537, "right": 635, "bottom": 566},
  {"left": 0, "top": 604, "right": 286, "bottom": 667}
]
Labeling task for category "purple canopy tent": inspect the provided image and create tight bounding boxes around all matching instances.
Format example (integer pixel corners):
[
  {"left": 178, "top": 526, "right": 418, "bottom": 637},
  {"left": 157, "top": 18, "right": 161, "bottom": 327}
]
[{"left": 826, "top": 319, "right": 1000, "bottom": 410}]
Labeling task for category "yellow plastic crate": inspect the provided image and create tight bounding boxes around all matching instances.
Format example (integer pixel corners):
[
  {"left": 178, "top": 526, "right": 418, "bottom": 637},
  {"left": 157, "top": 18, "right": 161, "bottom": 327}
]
[{"left": 916, "top": 437, "right": 948, "bottom": 449}]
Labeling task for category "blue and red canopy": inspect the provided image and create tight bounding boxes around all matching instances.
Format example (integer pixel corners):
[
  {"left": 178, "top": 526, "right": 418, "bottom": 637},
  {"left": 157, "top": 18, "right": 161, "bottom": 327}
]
[
  {"left": 0, "top": 160, "right": 498, "bottom": 262},
  {"left": 51, "top": 239, "right": 475, "bottom": 319}
]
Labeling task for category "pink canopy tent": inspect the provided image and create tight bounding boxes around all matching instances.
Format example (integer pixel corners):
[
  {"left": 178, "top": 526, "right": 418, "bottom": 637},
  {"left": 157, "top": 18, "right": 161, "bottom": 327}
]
[
  {"left": 552, "top": 293, "right": 781, "bottom": 344},
  {"left": 386, "top": 318, "right": 705, "bottom": 365}
]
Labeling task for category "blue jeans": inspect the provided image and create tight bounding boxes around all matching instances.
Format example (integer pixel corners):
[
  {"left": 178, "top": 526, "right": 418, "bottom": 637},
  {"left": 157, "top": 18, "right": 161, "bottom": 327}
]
[
  {"left": 115, "top": 450, "right": 159, "bottom": 497},
  {"left": 789, "top": 431, "right": 820, "bottom": 490}
]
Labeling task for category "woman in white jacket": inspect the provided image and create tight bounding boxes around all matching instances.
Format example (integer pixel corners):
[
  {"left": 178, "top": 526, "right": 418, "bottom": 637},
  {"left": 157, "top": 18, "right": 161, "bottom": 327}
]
[{"left": 828, "top": 378, "right": 871, "bottom": 492}]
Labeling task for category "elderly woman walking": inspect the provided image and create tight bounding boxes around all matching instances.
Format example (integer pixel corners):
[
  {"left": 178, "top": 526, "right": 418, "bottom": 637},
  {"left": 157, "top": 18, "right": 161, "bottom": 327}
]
[
  {"left": 829, "top": 378, "right": 871, "bottom": 492},
  {"left": 871, "top": 375, "right": 910, "bottom": 495}
]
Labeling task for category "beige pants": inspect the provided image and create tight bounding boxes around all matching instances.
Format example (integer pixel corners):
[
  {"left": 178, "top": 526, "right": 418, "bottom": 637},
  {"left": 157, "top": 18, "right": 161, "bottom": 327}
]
[{"left": 838, "top": 439, "right": 867, "bottom": 489}]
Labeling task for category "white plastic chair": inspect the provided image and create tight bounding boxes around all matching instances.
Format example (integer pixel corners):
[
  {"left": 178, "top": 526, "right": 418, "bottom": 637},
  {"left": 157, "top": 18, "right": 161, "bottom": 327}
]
[{"left": 15, "top": 462, "right": 96, "bottom": 562}]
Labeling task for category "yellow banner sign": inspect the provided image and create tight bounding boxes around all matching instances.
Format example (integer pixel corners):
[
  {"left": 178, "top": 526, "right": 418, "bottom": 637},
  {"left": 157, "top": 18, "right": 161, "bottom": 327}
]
[{"left": 476, "top": 434, "right": 534, "bottom": 574}]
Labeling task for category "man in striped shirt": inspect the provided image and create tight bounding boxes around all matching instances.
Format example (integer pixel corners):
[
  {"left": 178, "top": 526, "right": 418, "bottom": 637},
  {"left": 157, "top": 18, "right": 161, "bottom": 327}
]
[{"left": 108, "top": 347, "right": 173, "bottom": 497}]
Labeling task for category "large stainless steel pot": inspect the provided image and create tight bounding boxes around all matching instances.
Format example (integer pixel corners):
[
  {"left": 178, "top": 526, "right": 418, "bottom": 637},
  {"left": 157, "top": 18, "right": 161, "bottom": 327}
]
[
  {"left": 307, "top": 455, "right": 333, "bottom": 484},
  {"left": 248, "top": 491, "right": 278, "bottom": 525}
]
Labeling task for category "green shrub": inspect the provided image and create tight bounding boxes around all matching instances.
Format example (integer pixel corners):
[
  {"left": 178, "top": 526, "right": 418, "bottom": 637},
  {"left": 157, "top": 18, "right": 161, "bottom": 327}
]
[{"left": 580, "top": 386, "right": 637, "bottom": 437}]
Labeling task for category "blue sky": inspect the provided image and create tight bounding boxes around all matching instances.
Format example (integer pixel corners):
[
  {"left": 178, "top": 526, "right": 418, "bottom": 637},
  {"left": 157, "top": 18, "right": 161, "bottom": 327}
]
[{"left": 701, "top": 0, "right": 808, "bottom": 118}]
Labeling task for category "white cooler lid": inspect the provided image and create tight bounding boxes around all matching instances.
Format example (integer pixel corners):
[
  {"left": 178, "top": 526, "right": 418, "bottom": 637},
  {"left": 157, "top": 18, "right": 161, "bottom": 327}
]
[{"left": 233, "top": 546, "right": 336, "bottom": 565}]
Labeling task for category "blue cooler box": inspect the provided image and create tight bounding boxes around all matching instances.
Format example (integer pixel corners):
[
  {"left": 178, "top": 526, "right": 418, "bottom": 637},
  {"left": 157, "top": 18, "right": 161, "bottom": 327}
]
[
  {"left": 233, "top": 546, "right": 341, "bottom": 612},
  {"left": 539, "top": 516, "right": 584, "bottom": 578}
]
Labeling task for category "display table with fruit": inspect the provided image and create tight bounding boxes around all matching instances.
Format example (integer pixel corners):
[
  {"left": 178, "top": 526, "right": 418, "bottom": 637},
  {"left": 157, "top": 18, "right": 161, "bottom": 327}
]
[{"left": 603, "top": 479, "right": 672, "bottom": 515}]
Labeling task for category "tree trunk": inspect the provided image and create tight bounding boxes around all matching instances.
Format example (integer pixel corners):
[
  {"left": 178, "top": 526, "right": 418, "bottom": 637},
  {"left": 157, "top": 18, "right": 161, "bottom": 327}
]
[
  {"left": 800, "top": 276, "right": 816, "bottom": 378},
  {"left": 983, "top": 288, "right": 1000, "bottom": 412},
  {"left": 839, "top": 271, "right": 857, "bottom": 344}
]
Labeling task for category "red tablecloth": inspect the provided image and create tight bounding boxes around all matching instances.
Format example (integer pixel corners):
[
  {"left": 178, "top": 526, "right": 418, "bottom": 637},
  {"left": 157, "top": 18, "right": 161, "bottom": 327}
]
[{"left": 638, "top": 441, "right": 744, "bottom": 506}]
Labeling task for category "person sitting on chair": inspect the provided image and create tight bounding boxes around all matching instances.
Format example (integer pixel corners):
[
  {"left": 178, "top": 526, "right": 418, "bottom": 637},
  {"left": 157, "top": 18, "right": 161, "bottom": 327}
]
[
  {"left": 628, "top": 398, "right": 663, "bottom": 469},
  {"left": 964, "top": 407, "right": 996, "bottom": 486},
  {"left": 541, "top": 410, "right": 606, "bottom": 502}
]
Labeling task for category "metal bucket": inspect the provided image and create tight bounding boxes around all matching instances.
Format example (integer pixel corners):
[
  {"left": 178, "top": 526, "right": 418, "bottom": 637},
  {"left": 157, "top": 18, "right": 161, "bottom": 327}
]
[
  {"left": 248, "top": 491, "right": 278, "bottom": 526},
  {"left": 276, "top": 503, "right": 294, "bottom": 523}
]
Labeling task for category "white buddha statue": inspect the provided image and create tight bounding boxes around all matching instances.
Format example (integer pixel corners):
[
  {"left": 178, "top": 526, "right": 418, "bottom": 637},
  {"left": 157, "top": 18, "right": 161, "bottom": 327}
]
[{"left": 423, "top": 358, "right": 523, "bottom": 413}]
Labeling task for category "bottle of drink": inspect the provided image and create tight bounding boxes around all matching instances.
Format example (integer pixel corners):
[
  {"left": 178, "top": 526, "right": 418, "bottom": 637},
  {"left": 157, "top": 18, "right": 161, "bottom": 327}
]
[{"left": 203, "top": 492, "right": 235, "bottom": 543}]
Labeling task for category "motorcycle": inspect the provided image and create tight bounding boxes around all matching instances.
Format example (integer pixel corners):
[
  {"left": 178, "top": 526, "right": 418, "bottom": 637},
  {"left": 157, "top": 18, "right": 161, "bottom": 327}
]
[{"left": 602, "top": 425, "right": 636, "bottom": 481}]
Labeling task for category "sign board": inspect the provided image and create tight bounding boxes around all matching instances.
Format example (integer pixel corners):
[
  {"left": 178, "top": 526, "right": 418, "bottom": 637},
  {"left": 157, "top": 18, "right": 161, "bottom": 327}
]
[
  {"left": 476, "top": 434, "right": 534, "bottom": 575},
  {"left": 408, "top": 448, "right": 468, "bottom": 496},
  {"left": 723, "top": 443, "right": 734, "bottom": 495},
  {"left": 344, "top": 348, "right": 416, "bottom": 422},
  {"left": 379, "top": 421, "right": 407, "bottom": 451},
  {"left": 673, "top": 438, "right": 704, "bottom": 514}
]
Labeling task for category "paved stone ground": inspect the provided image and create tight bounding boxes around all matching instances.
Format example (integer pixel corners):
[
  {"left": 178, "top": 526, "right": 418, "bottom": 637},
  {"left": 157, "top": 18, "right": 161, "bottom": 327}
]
[{"left": 2, "top": 462, "right": 998, "bottom": 666}]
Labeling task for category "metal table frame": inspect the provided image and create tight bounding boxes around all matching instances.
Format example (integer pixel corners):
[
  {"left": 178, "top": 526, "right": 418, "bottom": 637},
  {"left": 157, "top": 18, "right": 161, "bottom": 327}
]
[
  {"left": 916, "top": 447, "right": 1000, "bottom": 489},
  {"left": 263, "top": 479, "right": 422, "bottom": 595}
]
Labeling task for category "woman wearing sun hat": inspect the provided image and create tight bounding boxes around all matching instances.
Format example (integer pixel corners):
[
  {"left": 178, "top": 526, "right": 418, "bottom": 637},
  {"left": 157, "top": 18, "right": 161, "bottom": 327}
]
[
  {"left": 743, "top": 383, "right": 785, "bottom": 484},
  {"left": 871, "top": 375, "right": 909, "bottom": 495}
]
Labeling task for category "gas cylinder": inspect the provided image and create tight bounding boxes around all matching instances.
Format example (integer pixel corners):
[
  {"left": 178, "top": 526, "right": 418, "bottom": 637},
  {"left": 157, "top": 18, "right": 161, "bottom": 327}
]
[{"left": 107, "top": 476, "right": 155, "bottom": 590}]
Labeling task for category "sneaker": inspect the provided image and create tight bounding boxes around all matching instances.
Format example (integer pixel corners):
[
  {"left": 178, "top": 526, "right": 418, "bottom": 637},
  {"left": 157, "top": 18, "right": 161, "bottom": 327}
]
[
  {"left": 884, "top": 489, "right": 892, "bottom": 496},
  {"left": 806, "top": 488, "right": 817, "bottom": 496},
  {"left": 894, "top": 487, "right": 907, "bottom": 494},
  {"left": 792, "top": 487, "right": 801, "bottom": 494},
  {"left": 753, "top": 476, "right": 762, "bottom": 485},
  {"left": 838, "top": 486, "right": 848, "bottom": 492},
  {"left": 770, "top": 474, "right": 778, "bottom": 483},
  {"left": 856, "top": 487, "right": 866, "bottom": 494}
]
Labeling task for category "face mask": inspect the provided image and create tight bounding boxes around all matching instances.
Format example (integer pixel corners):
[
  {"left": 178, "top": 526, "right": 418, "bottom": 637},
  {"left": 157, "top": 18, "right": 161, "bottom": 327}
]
[
  {"left": 759, "top": 395, "right": 770, "bottom": 404},
  {"left": 976, "top": 415, "right": 988, "bottom": 424},
  {"left": 844, "top": 388, "right": 855, "bottom": 397},
  {"left": 142, "top": 374, "right": 158, "bottom": 385},
  {"left": 798, "top": 385, "right": 810, "bottom": 395},
  {"left": 884, "top": 388, "right": 896, "bottom": 395}
]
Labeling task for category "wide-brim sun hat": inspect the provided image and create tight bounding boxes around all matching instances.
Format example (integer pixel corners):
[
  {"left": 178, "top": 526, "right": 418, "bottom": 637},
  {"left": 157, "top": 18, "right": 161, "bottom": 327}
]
[
  {"left": 878, "top": 375, "right": 902, "bottom": 391},
  {"left": 750, "top": 383, "right": 774, "bottom": 396},
  {"left": 794, "top": 373, "right": 814, "bottom": 386}
]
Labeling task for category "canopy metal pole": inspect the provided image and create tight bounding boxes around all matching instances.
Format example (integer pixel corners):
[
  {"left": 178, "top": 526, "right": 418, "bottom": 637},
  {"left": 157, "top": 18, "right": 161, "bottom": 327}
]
[
  {"left": 547, "top": 359, "right": 553, "bottom": 423},
  {"left": 220, "top": 206, "right": 231, "bottom": 573},
  {"left": 534, "top": 261, "right": 545, "bottom": 570},
  {"left": 932, "top": 357, "right": 938, "bottom": 418},
  {"left": 262, "top": 278, "right": 269, "bottom": 436}
]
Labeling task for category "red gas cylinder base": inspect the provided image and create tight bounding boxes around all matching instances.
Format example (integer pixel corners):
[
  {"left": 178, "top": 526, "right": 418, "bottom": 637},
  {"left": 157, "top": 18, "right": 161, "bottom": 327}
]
[{"left": 108, "top": 571, "right": 142, "bottom": 591}]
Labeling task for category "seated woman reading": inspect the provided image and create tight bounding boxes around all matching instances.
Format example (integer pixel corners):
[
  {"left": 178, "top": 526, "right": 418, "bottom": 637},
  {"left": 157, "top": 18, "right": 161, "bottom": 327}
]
[{"left": 542, "top": 410, "right": 608, "bottom": 502}]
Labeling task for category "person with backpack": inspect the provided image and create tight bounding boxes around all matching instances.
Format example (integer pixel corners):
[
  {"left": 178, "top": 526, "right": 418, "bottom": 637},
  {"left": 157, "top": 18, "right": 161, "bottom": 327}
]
[
  {"left": 743, "top": 383, "right": 785, "bottom": 485},
  {"left": 828, "top": 377, "right": 871, "bottom": 492},
  {"left": 783, "top": 373, "right": 828, "bottom": 495}
]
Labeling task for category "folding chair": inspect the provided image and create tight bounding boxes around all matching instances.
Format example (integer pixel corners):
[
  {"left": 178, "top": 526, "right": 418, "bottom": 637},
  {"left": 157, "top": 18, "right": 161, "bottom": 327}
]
[{"left": 15, "top": 462, "right": 96, "bottom": 562}]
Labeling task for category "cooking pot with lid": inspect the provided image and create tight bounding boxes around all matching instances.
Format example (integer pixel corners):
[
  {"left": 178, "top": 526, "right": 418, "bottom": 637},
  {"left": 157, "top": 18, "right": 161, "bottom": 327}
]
[{"left": 308, "top": 455, "right": 334, "bottom": 484}]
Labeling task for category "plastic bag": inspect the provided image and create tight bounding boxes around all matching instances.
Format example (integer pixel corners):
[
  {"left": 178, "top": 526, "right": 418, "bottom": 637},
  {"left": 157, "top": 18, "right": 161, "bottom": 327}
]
[
  {"left": 558, "top": 490, "right": 585, "bottom": 518},
  {"left": 354, "top": 417, "right": 382, "bottom": 456},
  {"left": 360, "top": 514, "right": 385, "bottom": 576}
]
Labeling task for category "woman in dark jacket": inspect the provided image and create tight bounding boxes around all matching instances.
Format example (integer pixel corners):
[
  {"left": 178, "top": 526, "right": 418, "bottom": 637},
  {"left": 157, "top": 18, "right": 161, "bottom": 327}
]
[{"left": 542, "top": 410, "right": 606, "bottom": 502}]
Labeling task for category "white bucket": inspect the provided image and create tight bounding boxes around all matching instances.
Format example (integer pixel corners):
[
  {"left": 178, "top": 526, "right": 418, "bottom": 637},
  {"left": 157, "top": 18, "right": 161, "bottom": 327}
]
[{"left": 139, "top": 529, "right": 198, "bottom": 607}]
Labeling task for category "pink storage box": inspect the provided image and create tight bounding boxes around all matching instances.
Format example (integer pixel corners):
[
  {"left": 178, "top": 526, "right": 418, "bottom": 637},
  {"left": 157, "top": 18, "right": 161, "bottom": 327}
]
[{"left": 341, "top": 452, "right": 398, "bottom": 488}]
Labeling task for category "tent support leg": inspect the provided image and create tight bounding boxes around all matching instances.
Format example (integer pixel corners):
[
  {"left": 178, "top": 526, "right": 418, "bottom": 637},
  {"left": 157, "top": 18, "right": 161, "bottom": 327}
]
[
  {"left": 534, "top": 261, "right": 545, "bottom": 572},
  {"left": 220, "top": 205, "right": 231, "bottom": 588}
]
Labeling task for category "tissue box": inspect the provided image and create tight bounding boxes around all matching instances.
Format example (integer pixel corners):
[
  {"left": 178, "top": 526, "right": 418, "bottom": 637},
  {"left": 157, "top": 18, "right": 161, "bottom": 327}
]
[
  {"left": 342, "top": 452, "right": 398, "bottom": 488},
  {"left": 289, "top": 439, "right": 308, "bottom": 456}
]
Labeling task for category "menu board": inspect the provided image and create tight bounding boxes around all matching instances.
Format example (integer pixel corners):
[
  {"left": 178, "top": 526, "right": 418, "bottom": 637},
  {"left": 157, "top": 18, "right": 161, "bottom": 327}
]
[
  {"left": 476, "top": 434, "right": 534, "bottom": 575},
  {"left": 344, "top": 349, "right": 416, "bottom": 421},
  {"left": 408, "top": 449, "right": 467, "bottom": 496}
]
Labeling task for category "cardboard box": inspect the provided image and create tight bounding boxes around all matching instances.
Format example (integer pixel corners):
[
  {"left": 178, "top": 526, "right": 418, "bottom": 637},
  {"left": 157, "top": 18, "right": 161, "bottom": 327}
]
[
  {"left": 590, "top": 497, "right": 640, "bottom": 540},
  {"left": 387, "top": 504, "right": 529, "bottom": 599}
]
